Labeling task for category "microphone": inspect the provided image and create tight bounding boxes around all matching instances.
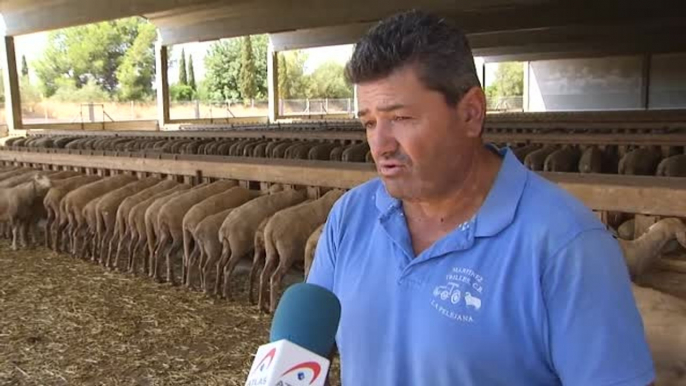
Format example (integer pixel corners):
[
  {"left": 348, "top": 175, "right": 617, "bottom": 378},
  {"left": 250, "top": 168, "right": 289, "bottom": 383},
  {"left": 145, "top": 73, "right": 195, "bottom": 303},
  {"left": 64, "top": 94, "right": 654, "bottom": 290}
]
[{"left": 245, "top": 283, "right": 341, "bottom": 386}]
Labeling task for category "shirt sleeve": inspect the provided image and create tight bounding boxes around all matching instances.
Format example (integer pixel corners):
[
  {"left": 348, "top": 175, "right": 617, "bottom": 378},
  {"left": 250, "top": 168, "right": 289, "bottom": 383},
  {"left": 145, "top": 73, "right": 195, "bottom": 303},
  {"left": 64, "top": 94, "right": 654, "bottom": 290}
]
[
  {"left": 542, "top": 228, "right": 655, "bottom": 386},
  {"left": 305, "top": 204, "right": 340, "bottom": 292}
]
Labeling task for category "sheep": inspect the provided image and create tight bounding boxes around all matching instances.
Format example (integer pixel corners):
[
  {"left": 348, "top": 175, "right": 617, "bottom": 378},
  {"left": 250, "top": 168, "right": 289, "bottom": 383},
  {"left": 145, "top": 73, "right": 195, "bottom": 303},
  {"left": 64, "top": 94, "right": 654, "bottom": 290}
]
[
  {"left": 543, "top": 146, "right": 581, "bottom": 172},
  {"left": 304, "top": 224, "right": 325, "bottom": 278},
  {"left": 512, "top": 144, "right": 541, "bottom": 163},
  {"left": 95, "top": 178, "right": 161, "bottom": 268},
  {"left": 618, "top": 147, "right": 663, "bottom": 175},
  {"left": 153, "top": 180, "right": 238, "bottom": 285},
  {"left": 0, "top": 175, "right": 53, "bottom": 250},
  {"left": 341, "top": 142, "right": 370, "bottom": 162},
  {"left": 58, "top": 175, "right": 138, "bottom": 257},
  {"left": 259, "top": 189, "right": 345, "bottom": 313},
  {"left": 617, "top": 219, "right": 635, "bottom": 240},
  {"left": 248, "top": 216, "right": 271, "bottom": 305},
  {"left": 616, "top": 224, "right": 686, "bottom": 386},
  {"left": 81, "top": 194, "right": 105, "bottom": 259},
  {"left": 107, "top": 179, "right": 179, "bottom": 270},
  {"left": 145, "top": 186, "right": 198, "bottom": 276},
  {"left": 656, "top": 154, "right": 686, "bottom": 177},
  {"left": 524, "top": 145, "right": 558, "bottom": 171},
  {"left": 578, "top": 146, "right": 604, "bottom": 173},
  {"left": 43, "top": 175, "right": 101, "bottom": 250},
  {"left": 216, "top": 188, "right": 308, "bottom": 298},
  {"left": 618, "top": 218, "right": 686, "bottom": 279},
  {"left": 185, "top": 208, "right": 234, "bottom": 291},
  {"left": 631, "top": 285, "right": 686, "bottom": 386},
  {"left": 180, "top": 186, "right": 253, "bottom": 286},
  {"left": 308, "top": 143, "right": 339, "bottom": 161},
  {"left": 127, "top": 184, "right": 191, "bottom": 275}
]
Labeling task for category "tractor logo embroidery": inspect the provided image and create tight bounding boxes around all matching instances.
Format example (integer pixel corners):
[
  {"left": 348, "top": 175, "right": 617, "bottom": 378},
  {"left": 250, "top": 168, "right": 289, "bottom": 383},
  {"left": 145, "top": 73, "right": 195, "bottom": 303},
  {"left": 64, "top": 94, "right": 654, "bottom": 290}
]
[{"left": 431, "top": 267, "right": 485, "bottom": 323}]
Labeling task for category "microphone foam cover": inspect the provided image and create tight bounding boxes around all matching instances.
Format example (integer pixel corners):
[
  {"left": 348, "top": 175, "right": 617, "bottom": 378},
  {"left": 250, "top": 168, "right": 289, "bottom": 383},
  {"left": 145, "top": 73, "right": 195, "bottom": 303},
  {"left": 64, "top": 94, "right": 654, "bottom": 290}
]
[{"left": 270, "top": 282, "right": 341, "bottom": 358}]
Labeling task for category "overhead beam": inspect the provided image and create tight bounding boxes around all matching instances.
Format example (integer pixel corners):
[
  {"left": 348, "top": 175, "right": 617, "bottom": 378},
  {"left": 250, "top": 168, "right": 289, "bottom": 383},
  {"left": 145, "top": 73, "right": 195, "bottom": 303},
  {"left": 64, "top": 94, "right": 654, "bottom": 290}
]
[
  {"left": 0, "top": 0, "right": 218, "bottom": 36},
  {"left": 268, "top": 22, "right": 372, "bottom": 51}
]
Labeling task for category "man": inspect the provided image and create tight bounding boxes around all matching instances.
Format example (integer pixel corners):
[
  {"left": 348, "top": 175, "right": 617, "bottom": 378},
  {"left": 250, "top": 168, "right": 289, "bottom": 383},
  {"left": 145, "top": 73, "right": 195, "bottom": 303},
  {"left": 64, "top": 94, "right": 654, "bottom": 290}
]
[{"left": 307, "top": 9, "right": 655, "bottom": 386}]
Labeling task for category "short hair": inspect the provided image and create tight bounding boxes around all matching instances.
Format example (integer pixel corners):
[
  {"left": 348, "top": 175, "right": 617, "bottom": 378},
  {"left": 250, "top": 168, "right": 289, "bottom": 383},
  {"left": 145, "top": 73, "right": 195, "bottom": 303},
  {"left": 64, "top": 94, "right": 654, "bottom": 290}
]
[{"left": 345, "top": 9, "right": 481, "bottom": 106}]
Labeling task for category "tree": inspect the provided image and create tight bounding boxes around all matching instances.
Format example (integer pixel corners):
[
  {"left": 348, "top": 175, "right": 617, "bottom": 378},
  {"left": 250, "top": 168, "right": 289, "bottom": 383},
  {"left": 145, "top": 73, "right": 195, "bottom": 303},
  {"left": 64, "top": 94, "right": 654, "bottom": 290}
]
[
  {"left": 21, "top": 56, "right": 29, "bottom": 78},
  {"left": 306, "top": 61, "right": 353, "bottom": 99},
  {"left": 33, "top": 17, "right": 155, "bottom": 99},
  {"left": 239, "top": 36, "right": 258, "bottom": 103},
  {"left": 188, "top": 54, "right": 196, "bottom": 91},
  {"left": 116, "top": 21, "right": 157, "bottom": 101},
  {"left": 491, "top": 62, "right": 523, "bottom": 97},
  {"left": 278, "top": 50, "right": 309, "bottom": 99},
  {"left": 203, "top": 34, "right": 268, "bottom": 102},
  {"left": 178, "top": 48, "right": 188, "bottom": 86}
]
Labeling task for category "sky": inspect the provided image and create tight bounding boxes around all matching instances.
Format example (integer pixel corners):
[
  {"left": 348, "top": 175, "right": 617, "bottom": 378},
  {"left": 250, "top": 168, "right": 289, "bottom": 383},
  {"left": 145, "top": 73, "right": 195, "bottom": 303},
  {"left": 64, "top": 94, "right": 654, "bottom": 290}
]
[{"left": 14, "top": 31, "right": 495, "bottom": 87}]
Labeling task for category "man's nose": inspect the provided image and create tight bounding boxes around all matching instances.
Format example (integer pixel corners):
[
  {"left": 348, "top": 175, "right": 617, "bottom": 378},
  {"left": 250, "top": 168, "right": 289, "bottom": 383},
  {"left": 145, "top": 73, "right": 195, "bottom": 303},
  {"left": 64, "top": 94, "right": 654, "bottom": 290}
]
[{"left": 368, "top": 119, "right": 398, "bottom": 159}]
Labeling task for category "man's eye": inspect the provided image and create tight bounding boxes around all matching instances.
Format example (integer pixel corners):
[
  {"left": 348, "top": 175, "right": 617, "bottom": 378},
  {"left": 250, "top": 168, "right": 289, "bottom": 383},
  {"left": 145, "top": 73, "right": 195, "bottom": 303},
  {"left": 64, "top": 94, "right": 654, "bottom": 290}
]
[
  {"left": 393, "top": 116, "right": 410, "bottom": 121},
  {"left": 364, "top": 121, "right": 376, "bottom": 129}
]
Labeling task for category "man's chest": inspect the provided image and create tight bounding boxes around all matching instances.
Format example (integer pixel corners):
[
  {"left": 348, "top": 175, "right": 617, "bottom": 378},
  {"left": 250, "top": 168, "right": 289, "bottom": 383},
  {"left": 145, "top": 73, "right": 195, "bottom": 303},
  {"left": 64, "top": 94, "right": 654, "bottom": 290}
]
[{"left": 330, "top": 228, "right": 556, "bottom": 384}]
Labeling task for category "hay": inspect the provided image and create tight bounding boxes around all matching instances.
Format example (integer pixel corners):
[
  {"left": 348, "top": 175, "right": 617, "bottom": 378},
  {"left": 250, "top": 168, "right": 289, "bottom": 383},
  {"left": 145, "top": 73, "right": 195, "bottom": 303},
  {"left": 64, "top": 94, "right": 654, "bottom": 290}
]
[{"left": 0, "top": 240, "right": 340, "bottom": 385}]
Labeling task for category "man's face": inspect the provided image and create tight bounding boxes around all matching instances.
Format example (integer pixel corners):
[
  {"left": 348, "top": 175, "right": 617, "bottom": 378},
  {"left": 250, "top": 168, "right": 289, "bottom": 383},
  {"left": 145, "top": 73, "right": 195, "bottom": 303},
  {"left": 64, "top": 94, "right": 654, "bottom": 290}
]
[{"left": 358, "top": 65, "right": 482, "bottom": 201}]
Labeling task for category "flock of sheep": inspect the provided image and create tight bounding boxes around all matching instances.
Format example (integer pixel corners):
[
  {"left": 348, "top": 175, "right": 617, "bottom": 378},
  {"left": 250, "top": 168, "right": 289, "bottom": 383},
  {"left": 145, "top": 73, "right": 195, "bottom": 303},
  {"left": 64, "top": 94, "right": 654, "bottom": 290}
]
[
  {"left": 7, "top": 135, "right": 686, "bottom": 176},
  {"left": 3, "top": 135, "right": 374, "bottom": 163},
  {"left": 2, "top": 133, "right": 686, "bottom": 383},
  {"left": 0, "top": 165, "right": 341, "bottom": 313}
]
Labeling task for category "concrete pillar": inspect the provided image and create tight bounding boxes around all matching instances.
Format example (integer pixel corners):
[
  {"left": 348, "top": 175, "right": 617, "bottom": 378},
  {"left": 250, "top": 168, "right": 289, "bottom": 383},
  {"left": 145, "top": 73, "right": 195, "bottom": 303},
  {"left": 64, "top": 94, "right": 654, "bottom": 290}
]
[
  {"left": 353, "top": 84, "right": 359, "bottom": 117},
  {"left": 267, "top": 40, "right": 279, "bottom": 123},
  {"left": 155, "top": 38, "right": 170, "bottom": 129},
  {"left": 1, "top": 36, "right": 22, "bottom": 132},
  {"left": 523, "top": 62, "right": 530, "bottom": 112}
]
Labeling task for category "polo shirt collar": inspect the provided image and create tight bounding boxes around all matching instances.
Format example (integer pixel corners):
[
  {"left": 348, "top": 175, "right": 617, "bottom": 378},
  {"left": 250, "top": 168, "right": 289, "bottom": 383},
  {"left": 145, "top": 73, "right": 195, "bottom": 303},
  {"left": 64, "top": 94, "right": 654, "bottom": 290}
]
[{"left": 374, "top": 145, "right": 528, "bottom": 240}]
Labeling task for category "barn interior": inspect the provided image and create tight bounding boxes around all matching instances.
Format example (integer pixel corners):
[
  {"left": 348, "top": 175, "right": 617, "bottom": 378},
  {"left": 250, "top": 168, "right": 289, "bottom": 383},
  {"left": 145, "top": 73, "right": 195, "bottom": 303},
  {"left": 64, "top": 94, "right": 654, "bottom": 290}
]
[{"left": 1, "top": 0, "right": 686, "bottom": 384}]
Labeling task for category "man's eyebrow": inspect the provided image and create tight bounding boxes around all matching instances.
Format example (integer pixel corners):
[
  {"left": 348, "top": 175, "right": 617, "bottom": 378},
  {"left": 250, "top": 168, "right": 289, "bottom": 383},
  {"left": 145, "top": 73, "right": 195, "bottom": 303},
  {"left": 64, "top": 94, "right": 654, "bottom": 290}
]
[{"left": 357, "top": 104, "right": 406, "bottom": 118}]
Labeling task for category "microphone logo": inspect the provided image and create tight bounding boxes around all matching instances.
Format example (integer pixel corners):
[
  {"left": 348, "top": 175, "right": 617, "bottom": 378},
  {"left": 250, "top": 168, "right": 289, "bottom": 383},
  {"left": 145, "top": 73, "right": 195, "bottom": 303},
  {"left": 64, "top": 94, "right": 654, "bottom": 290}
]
[
  {"left": 251, "top": 347, "right": 277, "bottom": 375},
  {"left": 279, "top": 361, "right": 322, "bottom": 384}
]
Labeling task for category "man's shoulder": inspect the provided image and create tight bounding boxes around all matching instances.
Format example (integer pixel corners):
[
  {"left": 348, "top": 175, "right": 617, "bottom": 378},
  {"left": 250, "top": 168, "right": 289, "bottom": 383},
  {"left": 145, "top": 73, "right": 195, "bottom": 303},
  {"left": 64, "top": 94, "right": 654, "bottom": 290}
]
[
  {"left": 518, "top": 170, "right": 608, "bottom": 241},
  {"left": 331, "top": 177, "right": 382, "bottom": 211}
]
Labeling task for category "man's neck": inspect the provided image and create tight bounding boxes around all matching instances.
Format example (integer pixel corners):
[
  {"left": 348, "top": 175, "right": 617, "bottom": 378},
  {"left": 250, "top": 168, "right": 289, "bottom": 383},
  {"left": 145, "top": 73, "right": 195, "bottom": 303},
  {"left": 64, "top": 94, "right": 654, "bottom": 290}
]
[{"left": 403, "top": 147, "right": 502, "bottom": 233}]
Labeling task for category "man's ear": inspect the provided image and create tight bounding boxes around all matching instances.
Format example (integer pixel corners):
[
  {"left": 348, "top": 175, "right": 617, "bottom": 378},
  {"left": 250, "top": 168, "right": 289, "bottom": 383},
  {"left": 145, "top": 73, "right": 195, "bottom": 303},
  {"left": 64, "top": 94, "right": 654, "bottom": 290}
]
[{"left": 458, "top": 87, "right": 486, "bottom": 138}]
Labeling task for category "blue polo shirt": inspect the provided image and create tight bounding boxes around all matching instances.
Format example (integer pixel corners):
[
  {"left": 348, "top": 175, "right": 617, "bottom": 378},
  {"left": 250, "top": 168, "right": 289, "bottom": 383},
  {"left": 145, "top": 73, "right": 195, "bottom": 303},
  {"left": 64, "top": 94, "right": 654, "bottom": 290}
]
[{"left": 307, "top": 146, "right": 654, "bottom": 386}]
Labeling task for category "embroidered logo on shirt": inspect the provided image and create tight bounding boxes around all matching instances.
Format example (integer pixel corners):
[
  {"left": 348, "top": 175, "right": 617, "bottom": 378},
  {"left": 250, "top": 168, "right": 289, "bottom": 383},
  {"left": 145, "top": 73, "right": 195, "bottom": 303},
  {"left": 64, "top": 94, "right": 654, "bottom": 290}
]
[{"left": 430, "top": 267, "right": 485, "bottom": 323}]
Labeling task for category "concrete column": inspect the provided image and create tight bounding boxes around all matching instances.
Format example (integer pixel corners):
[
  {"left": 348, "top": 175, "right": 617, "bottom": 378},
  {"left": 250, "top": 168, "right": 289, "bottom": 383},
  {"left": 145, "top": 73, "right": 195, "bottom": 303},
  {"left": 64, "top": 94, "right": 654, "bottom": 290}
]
[
  {"left": 353, "top": 84, "right": 359, "bottom": 117},
  {"left": 267, "top": 41, "right": 279, "bottom": 122},
  {"left": 155, "top": 39, "right": 170, "bottom": 129},
  {"left": 1, "top": 36, "right": 22, "bottom": 132},
  {"left": 523, "top": 62, "right": 530, "bottom": 112}
]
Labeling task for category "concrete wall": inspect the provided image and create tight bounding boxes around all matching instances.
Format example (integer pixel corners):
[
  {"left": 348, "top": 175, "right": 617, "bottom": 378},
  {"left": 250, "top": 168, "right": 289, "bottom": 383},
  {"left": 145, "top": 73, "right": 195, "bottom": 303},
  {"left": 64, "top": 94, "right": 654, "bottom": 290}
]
[
  {"left": 526, "top": 56, "right": 643, "bottom": 111},
  {"left": 649, "top": 53, "right": 686, "bottom": 109},
  {"left": 526, "top": 53, "right": 686, "bottom": 112}
]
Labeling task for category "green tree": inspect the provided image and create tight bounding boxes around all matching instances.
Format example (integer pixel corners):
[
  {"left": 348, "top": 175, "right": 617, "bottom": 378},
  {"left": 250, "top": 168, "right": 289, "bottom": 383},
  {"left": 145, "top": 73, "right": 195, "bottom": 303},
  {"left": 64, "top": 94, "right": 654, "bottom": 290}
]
[
  {"left": 34, "top": 17, "right": 154, "bottom": 99},
  {"left": 188, "top": 54, "right": 196, "bottom": 91},
  {"left": 116, "top": 21, "right": 156, "bottom": 101},
  {"left": 491, "top": 62, "right": 523, "bottom": 97},
  {"left": 306, "top": 60, "right": 353, "bottom": 99},
  {"left": 203, "top": 34, "right": 268, "bottom": 103},
  {"left": 21, "top": 56, "right": 29, "bottom": 78},
  {"left": 239, "top": 36, "right": 257, "bottom": 103},
  {"left": 178, "top": 48, "right": 188, "bottom": 86},
  {"left": 278, "top": 50, "right": 309, "bottom": 99}
]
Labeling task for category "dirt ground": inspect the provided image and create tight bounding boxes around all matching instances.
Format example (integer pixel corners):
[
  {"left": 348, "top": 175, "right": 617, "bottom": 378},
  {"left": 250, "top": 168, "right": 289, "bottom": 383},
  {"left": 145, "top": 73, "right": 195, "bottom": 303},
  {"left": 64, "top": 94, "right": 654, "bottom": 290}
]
[{"left": 0, "top": 240, "right": 340, "bottom": 386}]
